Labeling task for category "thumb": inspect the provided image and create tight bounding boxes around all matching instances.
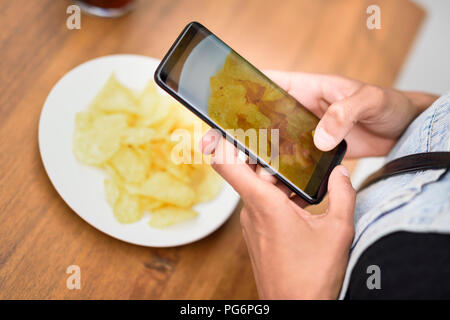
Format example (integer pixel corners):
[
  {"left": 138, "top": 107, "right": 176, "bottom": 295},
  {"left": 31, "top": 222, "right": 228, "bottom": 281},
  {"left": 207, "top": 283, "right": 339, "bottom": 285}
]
[
  {"left": 313, "top": 86, "right": 371, "bottom": 151},
  {"left": 313, "top": 98, "right": 358, "bottom": 151},
  {"left": 326, "top": 165, "right": 356, "bottom": 222}
]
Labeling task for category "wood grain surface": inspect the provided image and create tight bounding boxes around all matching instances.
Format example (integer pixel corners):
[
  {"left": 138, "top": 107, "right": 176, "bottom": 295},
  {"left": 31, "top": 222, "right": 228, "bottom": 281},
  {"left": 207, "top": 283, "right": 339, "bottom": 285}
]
[{"left": 0, "top": 0, "right": 423, "bottom": 299}]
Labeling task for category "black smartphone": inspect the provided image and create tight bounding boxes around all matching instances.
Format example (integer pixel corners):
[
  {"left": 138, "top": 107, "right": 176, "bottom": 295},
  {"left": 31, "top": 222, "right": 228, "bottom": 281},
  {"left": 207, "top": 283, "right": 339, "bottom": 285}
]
[{"left": 154, "top": 22, "right": 346, "bottom": 204}]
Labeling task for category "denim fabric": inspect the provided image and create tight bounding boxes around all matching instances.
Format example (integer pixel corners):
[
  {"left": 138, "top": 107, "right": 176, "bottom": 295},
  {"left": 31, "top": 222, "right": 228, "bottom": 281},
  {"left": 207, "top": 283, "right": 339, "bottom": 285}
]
[{"left": 339, "top": 92, "right": 450, "bottom": 299}]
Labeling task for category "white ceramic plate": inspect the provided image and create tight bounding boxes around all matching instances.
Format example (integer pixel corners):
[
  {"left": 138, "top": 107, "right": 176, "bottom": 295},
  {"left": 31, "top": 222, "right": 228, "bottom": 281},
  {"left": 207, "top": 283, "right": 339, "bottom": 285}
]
[{"left": 38, "top": 54, "right": 240, "bottom": 247}]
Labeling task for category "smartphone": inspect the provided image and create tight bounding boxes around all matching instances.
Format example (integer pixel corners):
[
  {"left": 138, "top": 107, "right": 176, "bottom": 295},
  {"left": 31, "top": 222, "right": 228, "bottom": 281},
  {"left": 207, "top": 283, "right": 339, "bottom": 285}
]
[{"left": 154, "top": 22, "right": 346, "bottom": 204}]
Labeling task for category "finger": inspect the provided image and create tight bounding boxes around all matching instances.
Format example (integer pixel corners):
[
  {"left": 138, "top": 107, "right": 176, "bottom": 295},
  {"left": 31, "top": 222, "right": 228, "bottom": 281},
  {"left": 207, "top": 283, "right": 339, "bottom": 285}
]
[
  {"left": 263, "top": 70, "right": 295, "bottom": 91},
  {"left": 264, "top": 70, "right": 361, "bottom": 117},
  {"left": 254, "top": 165, "right": 309, "bottom": 208},
  {"left": 313, "top": 90, "right": 366, "bottom": 151},
  {"left": 264, "top": 70, "right": 324, "bottom": 97},
  {"left": 264, "top": 70, "right": 327, "bottom": 117},
  {"left": 314, "top": 84, "right": 385, "bottom": 151},
  {"left": 254, "top": 165, "right": 295, "bottom": 196},
  {"left": 326, "top": 165, "right": 356, "bottom": 222},
  {"left": 202, "top": 130, "right": 291, "bottom": 202}
]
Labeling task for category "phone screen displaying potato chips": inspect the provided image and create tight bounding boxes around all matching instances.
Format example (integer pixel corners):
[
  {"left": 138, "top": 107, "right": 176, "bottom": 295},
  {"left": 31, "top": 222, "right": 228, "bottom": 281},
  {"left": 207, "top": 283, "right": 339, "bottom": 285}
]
[{"left": 156, "top": 22, "right": 346, "bottom": 203}]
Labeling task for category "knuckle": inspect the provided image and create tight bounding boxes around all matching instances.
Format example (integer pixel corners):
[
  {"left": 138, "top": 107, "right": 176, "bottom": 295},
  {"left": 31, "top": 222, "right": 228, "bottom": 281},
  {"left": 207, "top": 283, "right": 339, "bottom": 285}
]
[
  {"left": 361, "top": 84, "right": 387, "bottom": 113},
  {"left": 327, "top": 103, "right": 347, "bottom": 125},
  {"left": 365, "top": 84, "right": 385, "bottom": 100}
]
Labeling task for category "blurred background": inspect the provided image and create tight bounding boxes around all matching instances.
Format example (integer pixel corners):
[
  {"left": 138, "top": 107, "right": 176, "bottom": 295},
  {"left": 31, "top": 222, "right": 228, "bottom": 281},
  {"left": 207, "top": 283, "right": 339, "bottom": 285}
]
[{"left": 0, "top": 0, "right": 449, "bottom": 299}]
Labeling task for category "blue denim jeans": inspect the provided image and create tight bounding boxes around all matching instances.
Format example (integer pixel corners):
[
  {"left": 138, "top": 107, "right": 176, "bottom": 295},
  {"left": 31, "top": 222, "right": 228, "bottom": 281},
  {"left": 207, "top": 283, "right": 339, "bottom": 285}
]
[{"left": 339, "top": 92, "right": 450, "bottom": 298}]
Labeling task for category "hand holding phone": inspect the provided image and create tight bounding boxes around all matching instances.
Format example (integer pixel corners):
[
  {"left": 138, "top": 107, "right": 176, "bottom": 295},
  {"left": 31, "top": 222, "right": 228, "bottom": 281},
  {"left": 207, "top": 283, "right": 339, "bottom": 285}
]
[
  {"left": 155, "top": 22, "right": 346, "bottom": 204},
  {"left": 203, "top": 138, "right": 356, "bottom": 299}
]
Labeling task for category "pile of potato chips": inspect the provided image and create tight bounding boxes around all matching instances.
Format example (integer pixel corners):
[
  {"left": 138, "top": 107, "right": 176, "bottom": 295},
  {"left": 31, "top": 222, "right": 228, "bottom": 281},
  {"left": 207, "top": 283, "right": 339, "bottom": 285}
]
[{"left": 73, "top": 74, "right": 223, "bottom": 228}]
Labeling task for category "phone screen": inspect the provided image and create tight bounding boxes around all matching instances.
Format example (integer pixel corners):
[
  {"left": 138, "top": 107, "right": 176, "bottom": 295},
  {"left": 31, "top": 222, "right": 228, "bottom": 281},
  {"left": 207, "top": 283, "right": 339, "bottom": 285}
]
[{"left": 156, "top": 22, "right": 345, "bottom": 203}]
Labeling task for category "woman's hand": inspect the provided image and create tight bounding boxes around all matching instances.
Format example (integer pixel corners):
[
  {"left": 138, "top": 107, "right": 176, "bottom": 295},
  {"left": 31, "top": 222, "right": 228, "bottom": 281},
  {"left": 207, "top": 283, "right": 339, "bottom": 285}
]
[
  {"left": 201, "top": 133, "right": 356, "bottom": 299},
  {"left": 265, "top": 71, "right": 438, "bottom": 158}
]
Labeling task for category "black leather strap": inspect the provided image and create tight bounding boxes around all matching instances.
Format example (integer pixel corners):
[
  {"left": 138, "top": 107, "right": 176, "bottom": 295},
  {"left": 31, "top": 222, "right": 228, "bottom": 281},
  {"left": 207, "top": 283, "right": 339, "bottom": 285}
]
[{"left": 358, "top": 152, "right": 450, "bottom": 191}]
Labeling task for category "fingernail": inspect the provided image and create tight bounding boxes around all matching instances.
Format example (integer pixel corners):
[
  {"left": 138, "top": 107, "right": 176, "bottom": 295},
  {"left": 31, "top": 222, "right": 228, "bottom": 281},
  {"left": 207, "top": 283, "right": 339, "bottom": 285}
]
[
  {"left": 201, "top": 135, "right": 216, "bottom": 155},
  {"left": 314, "top": 127, "right": 336, "bottom": 151},
  {"left": 339, "top": 166, "right": 350, "bottom": 177}
]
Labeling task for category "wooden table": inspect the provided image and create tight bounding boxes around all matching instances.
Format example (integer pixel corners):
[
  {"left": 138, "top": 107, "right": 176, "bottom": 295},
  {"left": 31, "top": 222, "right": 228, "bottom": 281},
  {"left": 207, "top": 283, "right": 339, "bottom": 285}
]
[{"left": 0, "top": 0, "right": 423, "bottom": 299}]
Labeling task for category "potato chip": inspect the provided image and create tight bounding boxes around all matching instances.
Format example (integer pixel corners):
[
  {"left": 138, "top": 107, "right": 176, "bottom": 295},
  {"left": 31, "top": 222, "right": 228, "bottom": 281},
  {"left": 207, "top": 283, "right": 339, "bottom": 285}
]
[
  {"left": 103, "top": 163, "right": 123, "bottom": 185},
  {"left": 149, "top": 106, "right": 177, "bottom": 135},
  {"left": 73, "top": 112, "right": 127, "bottom": 165},
  {"left": 191, "top": 165, "right": 223, "bottom": 203},
  {"left": 166, "top": 163, "right": 192, "bottom": 184},
  {"left": 90, "top": 74, "right": 138, "bottom": 114},
  {"left": 148, "top": 206, "right": 198, "bottom": 228},
  {"left": 139, "top": 196, "right": 165, "bottom": 212},
  {"left": 129, "top": 172, "right": 195, "bottom": 207},
  {"left": 109, "top": 147, "right": 148, "bottom": 183},
  {"left": 121, "top": 127, "right": 158, "bottom": 145},
  {"left": 209, "top": 81, "right": 270, "bottom": 130},
  {"left": 113, "top": 191, "right": 143, "bottom": 224},
  {"left": 136, "top": 82, "right": 171, "bottom": 126},
  {"left": 104, "top": 178, "right": 120, "bottom": 207}
]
